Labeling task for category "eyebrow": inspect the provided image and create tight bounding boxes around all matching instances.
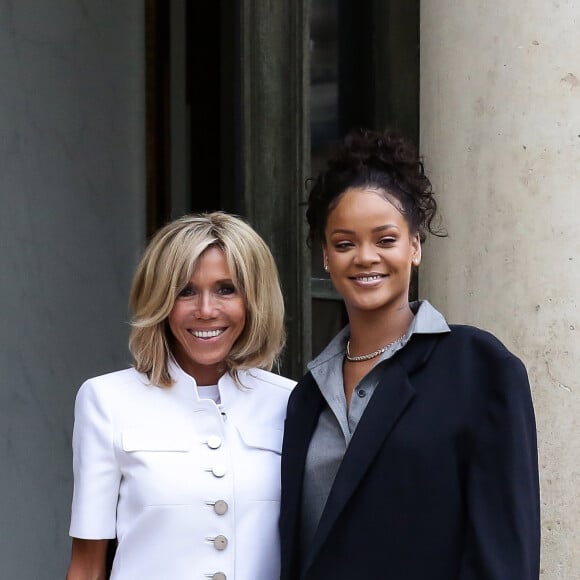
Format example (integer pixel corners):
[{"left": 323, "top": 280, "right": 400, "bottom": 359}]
[
  {"left": 186, "top": 278, "right": 235, "bottom": 285},
  {"left": 330, "top": 224, "right": 401, "bottom": 235}
]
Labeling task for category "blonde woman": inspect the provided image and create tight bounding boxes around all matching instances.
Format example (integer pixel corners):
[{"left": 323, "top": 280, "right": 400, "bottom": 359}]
[{"left": 67, "top": 212, "right": 295, "bottom": 580}]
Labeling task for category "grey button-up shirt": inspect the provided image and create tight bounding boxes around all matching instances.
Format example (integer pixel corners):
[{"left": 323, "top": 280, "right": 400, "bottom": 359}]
[{"left": 300, "top": 300, "right": 450, "bottom": 556}]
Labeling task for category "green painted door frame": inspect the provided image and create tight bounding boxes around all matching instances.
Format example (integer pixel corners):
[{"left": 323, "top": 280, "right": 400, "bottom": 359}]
[
  {"left": 236, "top": 0, "right": 419, "bottom": 378},
  {"left": 238, "top": 0, "right": 312, "bottom": 379}
]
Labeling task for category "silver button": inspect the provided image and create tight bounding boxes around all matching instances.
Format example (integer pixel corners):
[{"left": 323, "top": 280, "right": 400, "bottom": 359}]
[
  {"left": 211, "top": 465, "right": 226, "bottom": 478},
  {"left": 211, "top": 573, "right": 226, "bottom": 580},
  {"left": 213, "top": 535, "right": 228, "bottom": 550},
  {"left": 214, "top": 500, "right": 228, "bottom": 515},
  {"left": 207, "top": 435, "right": 222, "bottom": 449},
  {"left": 357, "top": 389, "right": 367, "bottom": 398}
]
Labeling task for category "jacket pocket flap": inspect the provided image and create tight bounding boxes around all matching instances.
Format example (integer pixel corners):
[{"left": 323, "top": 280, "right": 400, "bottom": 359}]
[
  {"left": 235, "top": 425, "right": 283, "bottom": 454},
  {"left": 122, "top": 428, "right": 191, "bottom": 452}
]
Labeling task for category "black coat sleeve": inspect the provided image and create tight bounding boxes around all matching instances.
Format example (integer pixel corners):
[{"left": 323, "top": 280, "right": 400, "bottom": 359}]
[{"left": 459, "top": 354, "right": 541, "bottom": 579}]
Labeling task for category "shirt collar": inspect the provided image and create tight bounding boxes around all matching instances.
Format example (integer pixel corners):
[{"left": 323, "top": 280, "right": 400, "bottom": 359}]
[
  {"left": 307, "top": 299, "right": 450, "bottom": 371},
  {"left": 408, "top": 299, "right": 451, "bottom": 335}
]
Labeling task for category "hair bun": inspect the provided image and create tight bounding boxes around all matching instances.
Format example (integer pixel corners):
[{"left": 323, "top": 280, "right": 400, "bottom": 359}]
[{"left": 306, "top": 127, "right": 446, "bottom": 245}]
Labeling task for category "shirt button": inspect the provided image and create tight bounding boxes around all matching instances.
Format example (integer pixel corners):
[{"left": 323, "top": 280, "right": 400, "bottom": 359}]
[
  {"left": 211, "top": 573, "right": 226, "bottom": 580},
  {"left": 213, "top": 535, "right": 228, "bottom": 550},
  {"left": 357, "top": 389, "right": 367, "bottom": 398},
  {"left": 207, "top": 435, "right": 222, "bottom": 449},
  {"left": 211, "top": 465, "right": 226, "bottom": 478},
  {"left": 214, "top": 500, "right": 228, "bottom": 515}
]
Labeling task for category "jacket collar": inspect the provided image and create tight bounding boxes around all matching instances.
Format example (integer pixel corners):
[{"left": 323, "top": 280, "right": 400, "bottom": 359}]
[{"left": 166, "top": 357, "right": 242, "bottom": 408}]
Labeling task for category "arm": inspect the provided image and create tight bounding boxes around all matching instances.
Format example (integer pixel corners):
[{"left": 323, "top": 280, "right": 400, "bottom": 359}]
[
  {"left": 460, "top": 355, "right": 541, "bottom": 579},
  {"left": 66, "top": 538, "right": 108, "bottom": 580}
]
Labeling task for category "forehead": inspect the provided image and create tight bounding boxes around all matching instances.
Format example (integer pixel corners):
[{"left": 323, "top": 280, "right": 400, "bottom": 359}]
[
  {"left": 190, "top": 246, "right": 232, "bottom": 278},
  {"left": 326, "top": 187, "right": 408, "bottom": 230}
]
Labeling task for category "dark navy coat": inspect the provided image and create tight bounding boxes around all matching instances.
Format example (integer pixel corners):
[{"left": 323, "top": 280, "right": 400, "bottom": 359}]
[{"left": 280, "top": 325, "right": 540, "bottom": 580}]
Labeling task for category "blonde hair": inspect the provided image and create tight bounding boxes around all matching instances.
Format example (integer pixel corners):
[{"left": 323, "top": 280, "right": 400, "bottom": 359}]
[{"left": 129, "top": 212, "right": 285, "bottom": 387}]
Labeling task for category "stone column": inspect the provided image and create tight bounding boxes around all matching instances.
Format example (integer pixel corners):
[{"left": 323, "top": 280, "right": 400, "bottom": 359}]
[{"left": 420, "top": 1, "right": 580, "bottom": 577}]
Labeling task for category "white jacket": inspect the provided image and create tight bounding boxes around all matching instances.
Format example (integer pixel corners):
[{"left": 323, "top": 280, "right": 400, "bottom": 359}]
[{"left": 69, "top": 360, "right": 295, "bottom": 580}]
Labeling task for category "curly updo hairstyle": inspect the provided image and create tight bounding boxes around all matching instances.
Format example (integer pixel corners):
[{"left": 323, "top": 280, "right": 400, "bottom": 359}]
[{"left": 306, "top": 127, "right": 445, "bottom": 245}]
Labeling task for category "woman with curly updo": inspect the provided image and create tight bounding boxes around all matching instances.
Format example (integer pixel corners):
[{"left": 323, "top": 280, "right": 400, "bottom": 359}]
[{"left": 279, "top": 128, "right": 540, "bottom": 579}]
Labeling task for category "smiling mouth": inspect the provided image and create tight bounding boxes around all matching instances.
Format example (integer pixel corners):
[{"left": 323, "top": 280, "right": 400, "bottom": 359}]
[
  {"left": 189, "top": 329, "right": 225, "bottom": 339},
  {"left": 351, "top": 274, "right": 386, "bottom": 282}
]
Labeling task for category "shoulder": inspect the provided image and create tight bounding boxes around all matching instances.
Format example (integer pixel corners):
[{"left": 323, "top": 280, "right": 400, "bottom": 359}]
[
  {"left": 443, "top": 324, "right": 523, "bottom": 363},
  {"left": 245, "top": 368, "right": 296, "bottom": 392},
  {"left": 240, "top": 369, "right": 296, "bottom": 413},
  {"left": 434, "top": 325, "right": 529, "bottom": 387},
  {"left": 76, "top": 367, "right": 148, "bottom": 405},
  {"left": 79, "top": 367, "right": 146, "bottom": 391},
  {"left": 236, "top": 370, "right": 296, "bottom": 426}
]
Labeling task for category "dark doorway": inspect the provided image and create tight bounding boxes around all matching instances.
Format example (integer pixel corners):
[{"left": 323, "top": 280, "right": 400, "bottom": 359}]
[
  {"left": 145, "top": 0, "right": 420, "bottom": 373},
  {"left": 146, "top": 0, "right": 239, "bottom": 235}
]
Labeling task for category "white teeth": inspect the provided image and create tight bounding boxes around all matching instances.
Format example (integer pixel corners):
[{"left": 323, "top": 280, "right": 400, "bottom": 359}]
[
  {"left": 357, "top": 275, "right": 382, "bottom": 282},
  {"left": 191, "top": 329, "right": 224, "bottom": 338}
]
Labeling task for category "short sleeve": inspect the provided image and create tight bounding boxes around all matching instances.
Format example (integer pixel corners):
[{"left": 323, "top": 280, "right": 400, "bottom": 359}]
[{"left": 69, "top": 380, "right": 120, "bottom": 539}]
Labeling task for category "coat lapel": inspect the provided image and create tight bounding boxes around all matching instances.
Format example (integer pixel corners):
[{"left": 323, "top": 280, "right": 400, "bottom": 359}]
[{"left": 304, "top": 334, "right": 440, "bottom": 572}]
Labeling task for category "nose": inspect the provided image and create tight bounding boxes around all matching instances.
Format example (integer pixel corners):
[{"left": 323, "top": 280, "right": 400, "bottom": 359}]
[
  {"left": 354, "top": 242, "right": 380, "bottom": 266},
  {"left": 194, "top": 292, "right": 217, "bottom": 319}
]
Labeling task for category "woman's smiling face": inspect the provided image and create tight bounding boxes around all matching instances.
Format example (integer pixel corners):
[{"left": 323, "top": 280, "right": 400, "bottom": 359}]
[
  {"left": 324, "top": 187, "right": 420, "bottom": 317},
  {"left": 168, "top": 246, "right": 246, "bottom": 385}
]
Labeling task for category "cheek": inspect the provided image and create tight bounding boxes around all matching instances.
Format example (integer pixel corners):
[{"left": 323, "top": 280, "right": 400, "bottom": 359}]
[
  {"left": 231, "top": 300, "right": 247, "bottom": 330},
  {"left": 167, "top": 303, "right": 186, "bottom": 335},
  {"left": 328, "top": 253, "right": 349, "bottom": 275}
]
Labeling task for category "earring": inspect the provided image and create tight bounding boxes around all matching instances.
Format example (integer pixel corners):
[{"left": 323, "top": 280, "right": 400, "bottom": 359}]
[
  {"left": 323, "top": 255, "right": 329, "bottom": 272},
  {"left": 413, "top": 257, "right": 420, "bottom": 266}
]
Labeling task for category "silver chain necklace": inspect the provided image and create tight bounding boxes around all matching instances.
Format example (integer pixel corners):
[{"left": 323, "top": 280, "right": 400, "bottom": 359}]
[{"left": 345, "top": 333, "right": 406, "bottom": 362}]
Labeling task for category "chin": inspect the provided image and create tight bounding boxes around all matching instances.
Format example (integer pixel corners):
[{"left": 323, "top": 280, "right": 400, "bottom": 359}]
[
  {"left": 195, "top": 356, "right": 228, "bottom": 368},
  {"left": 349, "top": 297, "right": 400, "bottom": 313}
]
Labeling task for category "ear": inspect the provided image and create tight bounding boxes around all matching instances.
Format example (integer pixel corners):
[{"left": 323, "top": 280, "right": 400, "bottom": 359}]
[
  {"left": 411, "top": 234, "right": 421, "bottom": 266},
  {"left": 322, "top": 242, "right": 329, "bottom": 272}
]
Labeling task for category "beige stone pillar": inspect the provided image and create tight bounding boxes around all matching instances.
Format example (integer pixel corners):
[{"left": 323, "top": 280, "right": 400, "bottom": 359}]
[{"left": 420, "top": 2, "right": 580, "bottom": 577}]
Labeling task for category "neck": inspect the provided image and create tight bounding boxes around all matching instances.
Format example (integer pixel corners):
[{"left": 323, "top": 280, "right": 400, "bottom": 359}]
[{"left": 347, "top": 302, "right": 414, "bottom": 353}]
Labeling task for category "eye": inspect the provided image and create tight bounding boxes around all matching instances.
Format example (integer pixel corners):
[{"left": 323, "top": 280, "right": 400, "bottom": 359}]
[
  {"left": 378, "top": 236, "right": 397, "bottom": 246},
  {"left": 178, "top": 284, "right": 195, "bottom": 298},
  {"left": 217, "top": 283, "right": 237, "bottom": 296},
  {"left": 334, "top": 241, "right": 354, "bottom": 251}
]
